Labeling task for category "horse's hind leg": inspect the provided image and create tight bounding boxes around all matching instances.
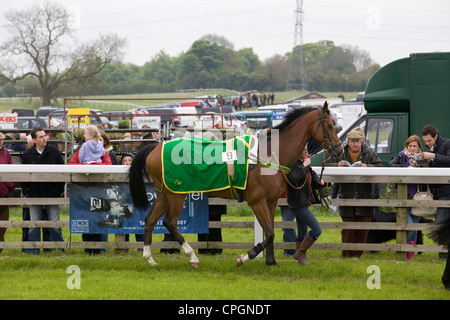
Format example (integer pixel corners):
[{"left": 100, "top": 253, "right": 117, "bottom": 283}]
[
  {"left": 143, "top": 193, "right": 169, "bottom": 266},
  {"left": 237, "top": 200, "right": 276, "bottom": 267},
  {"left": 163, "top": 194, "right": 200, "bottom": 269}
]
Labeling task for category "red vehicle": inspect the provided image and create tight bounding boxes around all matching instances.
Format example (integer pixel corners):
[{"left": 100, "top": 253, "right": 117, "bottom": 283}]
[{"left": 178, "top": 100, "right": 210, "bottom": 108}]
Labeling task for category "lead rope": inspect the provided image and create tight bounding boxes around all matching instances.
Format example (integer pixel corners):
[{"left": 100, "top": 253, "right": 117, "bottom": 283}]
[{"left": 271, "top": 151, "right": 308, "bottom": 190}]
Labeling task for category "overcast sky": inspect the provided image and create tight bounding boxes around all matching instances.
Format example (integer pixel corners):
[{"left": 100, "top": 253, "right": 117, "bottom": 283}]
[{"left": 1, "top": 0, "right": 449, "bottom": 67}]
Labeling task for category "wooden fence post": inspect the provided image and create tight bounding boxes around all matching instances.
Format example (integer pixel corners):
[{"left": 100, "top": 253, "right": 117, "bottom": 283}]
[
  {"left": 396, "top": 183, "right": 408, "bottom": 260},
  {"left": 115, "top": 234, "right": 126, "bottom": 255}
]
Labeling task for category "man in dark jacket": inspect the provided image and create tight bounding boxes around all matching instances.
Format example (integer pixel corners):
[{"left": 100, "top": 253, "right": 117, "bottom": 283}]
[
  {"left": 421, "top": 125, "right": 450, "bottom": 224},
  {"left": 326, "top": 127, "right": 382, "bottom": 257},
  {"left": 21, "top": 128, "right": 65, "bottom": 254}
]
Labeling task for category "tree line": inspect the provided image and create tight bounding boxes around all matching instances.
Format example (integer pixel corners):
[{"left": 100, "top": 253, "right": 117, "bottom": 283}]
[{"left": 57, "top": 38, "right": 380, "bottom": 97}]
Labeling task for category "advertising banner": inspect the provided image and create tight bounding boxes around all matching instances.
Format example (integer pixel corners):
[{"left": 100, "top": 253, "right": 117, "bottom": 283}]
[
  {"left": 68, "top": 108, "right": 90, "bottom": 126},
  {"left": 70, "top": 182, "right": 209, "bottom": 234}
]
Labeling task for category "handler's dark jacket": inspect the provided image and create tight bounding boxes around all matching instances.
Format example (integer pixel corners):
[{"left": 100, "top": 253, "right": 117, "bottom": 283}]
[
  {"left": 21, "top": 144, "right": 65, "bottom": 198},
  {"left": 286, "top": 159, "right": 320, "bottom": 208},
  {"left": 325, "top": 144, "right": 382, "bottom": 217},
  {"left": 429, "top": 135, "right": 450, "bottom": 198}
]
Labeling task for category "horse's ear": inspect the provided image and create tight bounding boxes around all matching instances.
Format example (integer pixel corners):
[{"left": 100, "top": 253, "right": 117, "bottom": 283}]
[{"left": 323, "top": 101, "right": 329, "bottom": 113}]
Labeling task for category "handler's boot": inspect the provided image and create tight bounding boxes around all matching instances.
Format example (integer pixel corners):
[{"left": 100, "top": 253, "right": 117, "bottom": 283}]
[
  {"left": 406, "top": 240, "right": 416, "bottom": 260},
  {"left": 295, "top": 240, "right": 301, "bottom": 251},
  {"left": 293, "top": 233, "right": 316, "bottom": 265}
]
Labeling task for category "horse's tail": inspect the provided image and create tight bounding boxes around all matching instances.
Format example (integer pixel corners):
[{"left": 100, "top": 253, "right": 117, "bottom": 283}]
[
  {"left": 129, "top": 143, "right": 158, "bottom": 209},
  {"left": 429, "top": 216, "right": 450, "bottom": 249}
]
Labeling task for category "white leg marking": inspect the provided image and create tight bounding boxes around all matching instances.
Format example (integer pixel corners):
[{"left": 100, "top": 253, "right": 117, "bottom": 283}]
[
  {"left": 143, "top": 245, "right": 157, "bottom": 266},
  {"left": 182, "top": 242, "right": 199, "bottom": 268},
  {"left": 236, "top": 254, "right": 249, "bottom": 267}
]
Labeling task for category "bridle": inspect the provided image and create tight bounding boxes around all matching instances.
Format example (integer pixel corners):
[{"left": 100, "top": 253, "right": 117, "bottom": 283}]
[
  {"left": 274, "top": 109, "right": 340, "bottom": 210},
  {"left": 308, "top": 109, "right": 341, "bottom": 157}
]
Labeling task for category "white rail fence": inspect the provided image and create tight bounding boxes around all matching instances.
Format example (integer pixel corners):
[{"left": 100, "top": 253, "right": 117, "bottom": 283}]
[{"left": 0, "top": 165, "right": 448, "bottom": 257}]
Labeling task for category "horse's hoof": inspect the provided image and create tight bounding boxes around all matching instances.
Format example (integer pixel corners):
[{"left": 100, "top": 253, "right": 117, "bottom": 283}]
[
  {"left": 143, "top": 257, "right": 157, "bottom": 266},
  {"left": 236, "top": 254, "right": 249, "bottom": 267},
  {"left": 190, "top": 262, "right": 200, "bottom": 269}
]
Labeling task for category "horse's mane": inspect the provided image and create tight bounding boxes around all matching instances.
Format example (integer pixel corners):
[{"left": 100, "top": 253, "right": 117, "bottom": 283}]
[{"left": 272, "top": 106, "right": 321, "bottom": 131}]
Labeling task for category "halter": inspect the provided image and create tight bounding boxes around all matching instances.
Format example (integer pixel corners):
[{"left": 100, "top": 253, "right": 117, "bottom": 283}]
[{"left": 309, "top": 109, "right": 340, "bottom": 156}]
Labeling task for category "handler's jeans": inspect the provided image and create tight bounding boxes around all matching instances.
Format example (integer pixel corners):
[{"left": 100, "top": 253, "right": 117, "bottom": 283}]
[
  {"left": 281, "top": 206, "right": 322, "bottom": 255},
  {"left": 280, "top": 206, "right": 297, "bottom": 255},
  {"left": 27, "top": 205, "right": 63, "bottom": 254}
]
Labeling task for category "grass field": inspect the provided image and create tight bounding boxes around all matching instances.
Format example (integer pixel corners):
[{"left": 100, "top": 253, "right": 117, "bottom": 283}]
[{"left": 0, "top": 206, "right": 449, "bottom": 300}]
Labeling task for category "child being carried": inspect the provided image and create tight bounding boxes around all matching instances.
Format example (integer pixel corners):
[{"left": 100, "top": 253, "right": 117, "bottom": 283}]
[{"left": 79, "top": 125, "right": 105, "bottom": 164}]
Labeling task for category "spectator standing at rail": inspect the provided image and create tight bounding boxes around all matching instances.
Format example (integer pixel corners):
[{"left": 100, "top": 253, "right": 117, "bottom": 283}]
[
  {"left": 326, "top": 127, "right": 382, "bottom": 258},
  {"left": 421, "top": 125, "right": 450, "bottom": 224},
  {"left": 421, "top": 125, "right": 450, "bottom": 260},
  {"left": 388, "top": 135, "right": 427, "bottom": 260},
  {"left": 21, "top": 128, "right": 65, "bottom": 255},
  {"left": 0, "top": 132, "right": 15, "bottom": 253}
]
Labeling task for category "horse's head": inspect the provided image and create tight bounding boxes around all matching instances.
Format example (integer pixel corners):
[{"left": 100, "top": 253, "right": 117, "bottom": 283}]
[{"left": 312, "top": 102, "right": 343, "bottom": 157}]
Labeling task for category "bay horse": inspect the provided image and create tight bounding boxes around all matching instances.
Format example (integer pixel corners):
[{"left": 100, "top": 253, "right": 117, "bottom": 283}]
[{"left": 128, "top": 102, "right": 343, "bottom": 268}]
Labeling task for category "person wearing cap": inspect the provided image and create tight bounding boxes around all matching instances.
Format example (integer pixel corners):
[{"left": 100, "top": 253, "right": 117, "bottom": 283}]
[
  {"left": 326, "top": 127, "right": 382, "bottom": 258},
  {"left": 0, "top": 132, "right": 15, "bottom": 252}
]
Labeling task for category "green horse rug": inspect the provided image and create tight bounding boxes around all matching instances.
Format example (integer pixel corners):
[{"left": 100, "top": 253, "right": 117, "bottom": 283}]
[{"left": 162, "top": 135, "right": 253, "bottom": 196}]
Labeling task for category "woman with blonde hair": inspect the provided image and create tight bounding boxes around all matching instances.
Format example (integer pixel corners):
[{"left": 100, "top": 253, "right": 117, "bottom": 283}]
[{"left": 388, "top": 134, "right": 425, "bottom": 260}]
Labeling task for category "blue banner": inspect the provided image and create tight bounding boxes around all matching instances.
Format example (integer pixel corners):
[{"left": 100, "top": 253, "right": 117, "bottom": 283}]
[{"left": 70, "top": 182, "right": 209, "bottom": 234}]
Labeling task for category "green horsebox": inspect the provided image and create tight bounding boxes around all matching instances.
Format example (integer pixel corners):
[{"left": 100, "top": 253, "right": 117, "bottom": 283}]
[{"left": 312, "top": 52, "right": 450, "bottom": 166}]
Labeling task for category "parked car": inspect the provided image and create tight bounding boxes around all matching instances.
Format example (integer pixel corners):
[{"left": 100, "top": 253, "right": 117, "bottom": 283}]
[
  {"left": 102, "top": 110, "right": 132, "bottom": 128},
  {"left": 11, "top": 109, "right": 34, "bottom": 117},
  {"left": 199, "top": 106, "right": 235, "bottom": 114},
  {"left": 36, "top": 106, "right": 58, "bottom": 117},
  {"left": 16, "top": 116, "right": 48, "bottom": 129},
  {"left": 178, "top": 100, "right": 209, "bottom": 108},
  {"left": 230, "top": 110, "right": 273, "bottom": 129},
  {"left": 195, "top": 95, "right": 219, "bottom": 107}
]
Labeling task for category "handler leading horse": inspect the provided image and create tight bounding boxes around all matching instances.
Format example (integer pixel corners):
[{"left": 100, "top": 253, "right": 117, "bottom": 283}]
[{"left": 129, "top": 103, "right": 342, "bottom": 268}]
